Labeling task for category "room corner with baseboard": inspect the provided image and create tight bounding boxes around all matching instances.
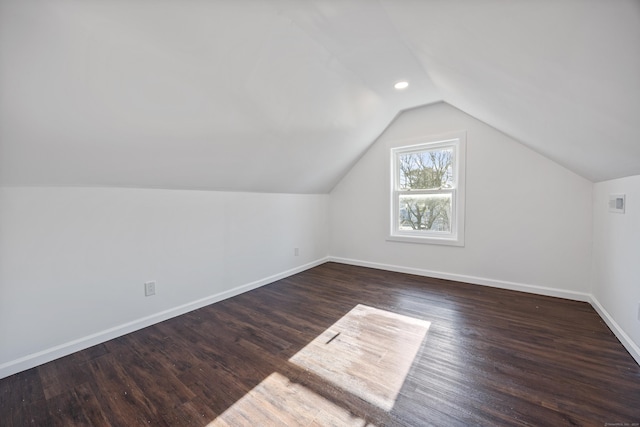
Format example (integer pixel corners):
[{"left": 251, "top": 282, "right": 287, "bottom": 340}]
[{"left": 1, "top": 0, "right": 639, "bottom": 425}]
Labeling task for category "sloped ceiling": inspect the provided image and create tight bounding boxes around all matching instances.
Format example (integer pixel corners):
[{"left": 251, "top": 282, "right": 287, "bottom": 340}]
[
  {"left": 0, "top": 0, "right": 638, "bottom": 193},
  {"left": 381, "top": 0, "right": 640, "bottom": 183}
]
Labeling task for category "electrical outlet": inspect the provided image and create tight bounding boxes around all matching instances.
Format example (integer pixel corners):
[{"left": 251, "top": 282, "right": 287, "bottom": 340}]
[
  {"left": 144, "top": 281, "right": 156, "bottom": 297},
  {"left": 294, "top": 247, "right": 299, "bottom": 256}
]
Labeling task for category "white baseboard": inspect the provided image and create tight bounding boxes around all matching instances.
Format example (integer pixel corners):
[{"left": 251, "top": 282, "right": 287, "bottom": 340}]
[
  {"left": 328, "top": 257, "right": 591, "bottom": 302},
  {"left": 4, "top": 256, "right": 638, "bottom": 379},
  {"left": 0, "top": 257, "right": 329, "bottom": 380},
  {"left": 328, "top": 256, "right": 640, "bottom": 367},
  {"left": 589, "top": 296, "right": 640, "bottom": 366}
]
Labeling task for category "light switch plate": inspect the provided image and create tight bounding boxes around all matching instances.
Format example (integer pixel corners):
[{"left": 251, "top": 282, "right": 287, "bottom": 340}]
[{"left": 608, "top": 194, "right": 625, "bottom": 214}]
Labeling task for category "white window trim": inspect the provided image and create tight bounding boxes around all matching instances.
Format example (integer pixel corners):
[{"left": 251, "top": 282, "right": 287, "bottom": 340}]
[{"left": 387, "top": 131, "right": 466, "bottom": 247}]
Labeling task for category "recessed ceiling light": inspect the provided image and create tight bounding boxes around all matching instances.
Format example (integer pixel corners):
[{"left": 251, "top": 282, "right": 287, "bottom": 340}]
[{"left": 394, "top": 81, "right": 409, "bottom": 90}]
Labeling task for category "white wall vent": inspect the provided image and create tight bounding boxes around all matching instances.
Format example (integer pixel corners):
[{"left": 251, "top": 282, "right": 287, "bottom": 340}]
[{"left": 608, "top": 194, "right": 626, "bottom": 214}]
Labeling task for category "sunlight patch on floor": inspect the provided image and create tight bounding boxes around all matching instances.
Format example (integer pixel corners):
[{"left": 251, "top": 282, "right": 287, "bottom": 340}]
[
  {"left": 289, "top": 304, "right": 430, "bottom": 411},
  {"left": 206, "top": 372, "right": 374, "bottom": 427},
  {"left": 207, "top": 304, "right": 429, "bottom": 425}
]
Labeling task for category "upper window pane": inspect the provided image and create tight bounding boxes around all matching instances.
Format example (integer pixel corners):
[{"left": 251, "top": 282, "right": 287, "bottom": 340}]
[{"left": 398, "top": 148, "right": 453, "bottom": 190}]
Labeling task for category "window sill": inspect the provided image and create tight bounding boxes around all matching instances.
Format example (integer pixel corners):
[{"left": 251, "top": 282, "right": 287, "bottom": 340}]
[{"left": 386, "top": 234, "right": 464, "bottom": 247}]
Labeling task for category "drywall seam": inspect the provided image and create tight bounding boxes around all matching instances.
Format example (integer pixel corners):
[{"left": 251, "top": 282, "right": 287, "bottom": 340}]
[
  {"left": 0, "top": 257, "right": 330, "bottom": 380},
  {"left": 328, "top": 256, "right": 591, "bottom": 302},
  {"left": 589, "top": 296, "right": 640, "bottom": 366}
]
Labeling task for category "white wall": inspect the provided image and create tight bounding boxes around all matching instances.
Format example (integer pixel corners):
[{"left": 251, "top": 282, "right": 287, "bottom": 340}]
[
  {"left": 330, "top": 102, "right": 593, "bottom": 297},
  {"left": 591, "top": 175, "right": 640, "bottom": 361},
  {"left": 0, "top": 187, "right": 329, "bottom": 378}
]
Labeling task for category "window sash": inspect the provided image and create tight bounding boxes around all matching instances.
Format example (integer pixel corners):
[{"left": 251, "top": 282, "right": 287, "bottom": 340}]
[
  {"left": 393, "top": 140, "right": 458, "bottom": 190},
  {"left": 393, "top": 189, "right": 456, "bottom": 236},
  {"left": 396, "top": 147, "right": 455, "bottom": 191},
  {"left": 389, "top": 133, "right": 465, "bottom": 246}
]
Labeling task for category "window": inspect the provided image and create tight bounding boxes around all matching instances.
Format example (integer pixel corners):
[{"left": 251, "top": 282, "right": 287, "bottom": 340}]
[{"left": 389, "top": 132, "right": 466, "bottom": 246}]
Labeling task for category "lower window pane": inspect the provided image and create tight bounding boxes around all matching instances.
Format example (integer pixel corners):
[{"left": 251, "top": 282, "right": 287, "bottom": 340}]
[{"left": 398, "top": 194, "right": 452, "bottom": 232}]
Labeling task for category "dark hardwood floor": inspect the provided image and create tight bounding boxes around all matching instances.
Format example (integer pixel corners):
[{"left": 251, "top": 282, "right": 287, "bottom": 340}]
[{"left": 1, "top": 262, "right": 639, "bottom": 426}]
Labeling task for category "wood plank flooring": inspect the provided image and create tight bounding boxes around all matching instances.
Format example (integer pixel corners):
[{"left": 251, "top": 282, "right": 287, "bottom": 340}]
[{"left": 1, "top": 262, "right": 639, "bottom": 426}]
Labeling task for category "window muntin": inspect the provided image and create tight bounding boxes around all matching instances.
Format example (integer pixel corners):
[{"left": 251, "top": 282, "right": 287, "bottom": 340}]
[{"left": 390, "top": 134, "right": 465, "bottom": 246}]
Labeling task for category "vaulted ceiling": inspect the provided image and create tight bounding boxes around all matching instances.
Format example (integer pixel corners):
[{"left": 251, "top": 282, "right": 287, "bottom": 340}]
[{"left": 1, "top": 0, "right": 638, "bottom": 193}]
